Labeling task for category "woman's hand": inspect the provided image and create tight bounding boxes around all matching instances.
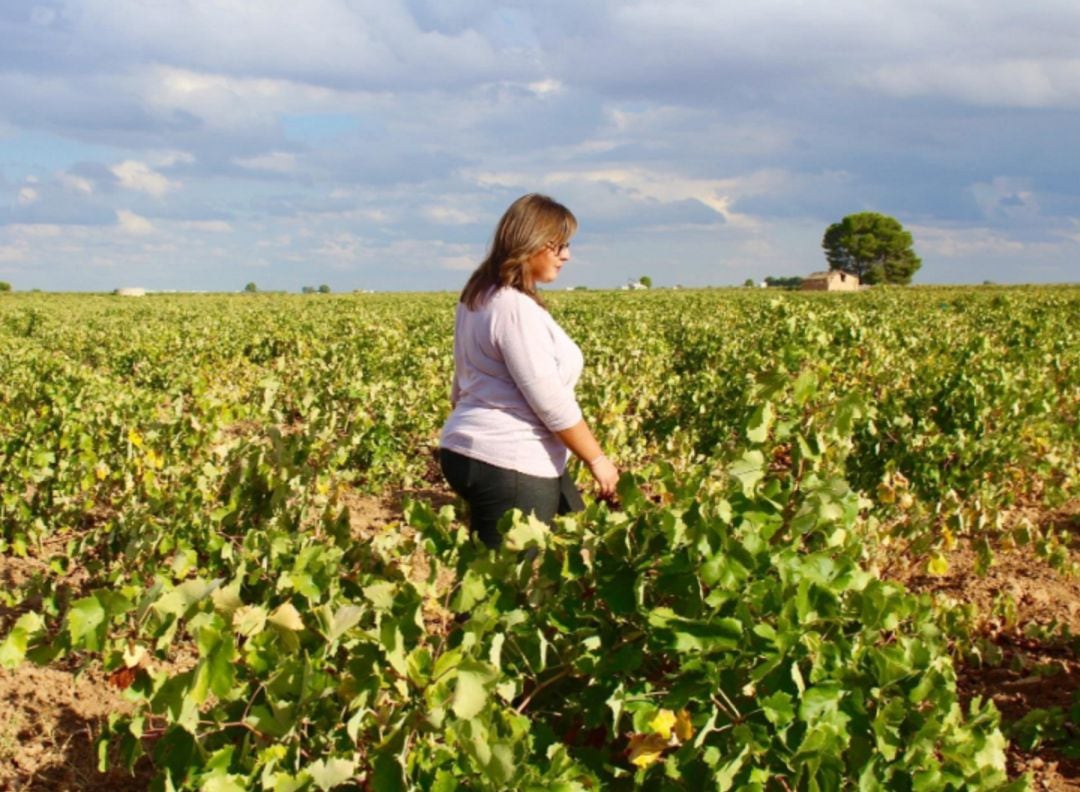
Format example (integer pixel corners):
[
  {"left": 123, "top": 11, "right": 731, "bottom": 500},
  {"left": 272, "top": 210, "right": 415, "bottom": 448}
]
[
  {"left": 588, "top": 453, "right": 619, "bottom": 498},
  {"left": 554, "top": 420, "right": 619, "bottom": 499}
]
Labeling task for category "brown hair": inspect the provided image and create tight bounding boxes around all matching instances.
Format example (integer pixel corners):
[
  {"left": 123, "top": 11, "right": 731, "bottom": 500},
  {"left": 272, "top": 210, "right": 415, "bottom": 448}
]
[{"left": 460, "top": 193, "right": 577, "bottom": 310}]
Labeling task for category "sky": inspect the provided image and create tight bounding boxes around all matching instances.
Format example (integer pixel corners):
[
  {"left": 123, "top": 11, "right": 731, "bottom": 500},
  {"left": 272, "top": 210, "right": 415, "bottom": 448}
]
[{"left": 1, "top": 0, "right": 1079, "bottom": 292}]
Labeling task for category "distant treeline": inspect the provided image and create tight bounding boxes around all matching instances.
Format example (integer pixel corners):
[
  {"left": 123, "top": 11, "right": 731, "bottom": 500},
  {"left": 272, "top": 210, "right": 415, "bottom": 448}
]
[{"left": 764, "top": 276, "right": 803, "bottom": 290}]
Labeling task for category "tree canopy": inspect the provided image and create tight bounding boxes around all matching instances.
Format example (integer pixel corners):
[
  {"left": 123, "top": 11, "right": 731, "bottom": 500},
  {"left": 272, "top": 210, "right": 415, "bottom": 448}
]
[
  {"left": 765, "top": 276, "right": 803, "bottom": 290},
  {"left": 822, "top": 212, "right": 921, "bottom": 285}
]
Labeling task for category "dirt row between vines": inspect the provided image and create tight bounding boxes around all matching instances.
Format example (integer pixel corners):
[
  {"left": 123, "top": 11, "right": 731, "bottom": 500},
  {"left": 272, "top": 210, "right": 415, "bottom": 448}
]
[
  {"left": 2, "top": 495, "right": 1078, "bottom": 790},
  {"left": 888, "top": 502, "right": 1080, "bottom": 791}
]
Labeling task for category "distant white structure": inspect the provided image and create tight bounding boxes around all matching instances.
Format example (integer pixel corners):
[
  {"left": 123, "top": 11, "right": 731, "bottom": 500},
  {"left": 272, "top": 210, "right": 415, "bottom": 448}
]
[
  {"left": 622, "top": 280, "right": 648, "bottom": 291},
  {"left": 113, "top": 287, "right": 147, "bottom": 297}
]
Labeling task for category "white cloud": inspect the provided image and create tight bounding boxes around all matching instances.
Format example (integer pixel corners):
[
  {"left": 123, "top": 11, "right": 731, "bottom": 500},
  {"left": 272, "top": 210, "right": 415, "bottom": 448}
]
[
  {"left": 316, "top": 232, "right": 368, "bottom": 263},
  {"left": 59, "top": 173, "right": 95, "bottom": 194},
  {"left": 541, "top": 166, "right": 761, "bottom": 230},
  {"left": 144, "top": 67, "right": 327, "bottom": 132},
  {"left": 116, "top": 209, "right": 155, "bottom": 235},
  {"left": 111, "top": 160, "right": 179, "bottom": 197},
  {"left": 424, "top": 205, "right": 480, "bottom": 225},
  {"left": 528, "top": 79, "right": 563, "bottom": 96},
  {"left": 17, "top": 187, "right": 40, "bottom": 205}
]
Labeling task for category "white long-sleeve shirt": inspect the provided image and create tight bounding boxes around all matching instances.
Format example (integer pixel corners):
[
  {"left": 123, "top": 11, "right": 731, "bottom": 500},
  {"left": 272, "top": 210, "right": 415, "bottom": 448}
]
[{"left": 439, "top": 287, "right": 584, "bottom": 477}]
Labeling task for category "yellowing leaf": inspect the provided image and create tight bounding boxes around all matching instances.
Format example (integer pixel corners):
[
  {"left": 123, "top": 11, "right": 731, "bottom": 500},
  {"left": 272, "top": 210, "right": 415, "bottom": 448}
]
[
  {"left": 452, "top": 661, "right": 494, "bottom": 719},
  {"left": 128, "top": 428, "right": 143, "bottom": 448},
  {"left": 233, "top": 605, "right": 267, "bottom": 638},
  {"left": 927, "top": 554, "right": 950, "bottom": 576},
  {"left": 674, "top": 709, "right": 694, "bottom": 742},
  {"left": 268, "top": 602, "right": 305, "bottom": 631},
  {"left": 650, "top": 708, "right": 677, "bottom": 740},
  {"left": 627, "top": 733, "right": 669, "bottom": 769}
]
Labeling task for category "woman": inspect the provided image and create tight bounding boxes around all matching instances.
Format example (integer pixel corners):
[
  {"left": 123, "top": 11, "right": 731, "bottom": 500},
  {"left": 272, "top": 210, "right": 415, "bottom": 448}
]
[{"left": 439, "top": 194, "right": 619, "bottom": 548}]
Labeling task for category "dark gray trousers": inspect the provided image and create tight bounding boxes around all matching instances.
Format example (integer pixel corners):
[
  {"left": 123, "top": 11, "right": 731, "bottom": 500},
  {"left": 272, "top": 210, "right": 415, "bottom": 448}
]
[{"left": 439, "top": 448, "right": 585, "bottom": 548}]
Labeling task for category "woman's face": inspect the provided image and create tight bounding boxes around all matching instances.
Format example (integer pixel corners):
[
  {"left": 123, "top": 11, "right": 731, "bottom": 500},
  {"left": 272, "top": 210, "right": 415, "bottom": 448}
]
[{"left": 527, "top": 240, "right": 572, "bottom": 284}]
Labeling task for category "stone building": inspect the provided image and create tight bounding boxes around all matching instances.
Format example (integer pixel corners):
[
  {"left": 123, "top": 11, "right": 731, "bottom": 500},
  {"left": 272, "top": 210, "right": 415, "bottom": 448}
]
[{"left": 799, "top": 271, "right": 860, "bottom": 292}]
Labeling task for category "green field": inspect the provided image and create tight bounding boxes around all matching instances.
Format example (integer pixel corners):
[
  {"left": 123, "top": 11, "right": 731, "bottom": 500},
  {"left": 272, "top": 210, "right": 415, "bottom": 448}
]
[{"left": 2, "top": 286, "right": 1078, "bottom": 790}]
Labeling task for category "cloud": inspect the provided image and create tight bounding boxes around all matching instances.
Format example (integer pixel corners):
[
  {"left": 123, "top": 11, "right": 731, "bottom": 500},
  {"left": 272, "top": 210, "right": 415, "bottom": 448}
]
[
  {"left": 2, "top": 0, "right": 1079, "bottom": 290},
  {"left": 45, "top": 0, "right": 508, "bottom": 91},
  {"left": 116, "top": 209, "right": 154, "bottom": 234},
  {"left": 149, "top": 149, "right": 196, "bottom": 168},
  {"left": 234, "top": 151, "right": 298, "bottom": 174},
  {"left": 6, "top": 224, "right": 65, "bottom": 238},
  {"left": 970, "top": 177, "right": 1040, "bottom": 221},
  {"left": 179, "top": 219, "right": 233, "bottom": 233},
  {"left": 441, "top": 254, "right": 475, "bottom": 271},
  {"left": 528, "top": 79, "right": 563, "bottom": 96},
  {"left": 58, "top": 172, "right": 94, "bottom": 194},
  {"left": 110, "top": 160, "right": 179, "bottom": 196},
  {"left": 911, "top": 224, "right": 1027, "bottom": 258},
  {"left": 858, "top": 58, "right": 1080, "bottom": 108},
  {"left": 0, "top": 243, "right": 28, "bottom": 263},
  {"left": 424, "top": 204, "right": 481, "bottom": 225}
]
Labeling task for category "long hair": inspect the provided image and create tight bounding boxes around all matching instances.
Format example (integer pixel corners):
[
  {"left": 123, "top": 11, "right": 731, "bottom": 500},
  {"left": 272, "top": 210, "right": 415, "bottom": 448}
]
[{"left": 460, "top": 193, "right": 577, "bottom": 310}]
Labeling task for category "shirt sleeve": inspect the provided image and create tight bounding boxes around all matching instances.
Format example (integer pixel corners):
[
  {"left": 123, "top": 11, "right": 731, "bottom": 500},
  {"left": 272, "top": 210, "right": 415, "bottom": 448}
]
[{"left": 495, "top": 296, "right": 583, "bottom": 432}]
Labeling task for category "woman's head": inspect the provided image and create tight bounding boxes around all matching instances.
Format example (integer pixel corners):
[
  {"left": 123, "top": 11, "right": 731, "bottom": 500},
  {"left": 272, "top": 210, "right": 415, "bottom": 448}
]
[{"left": 461, "top": 193, "right": 577, "bottom": 309}]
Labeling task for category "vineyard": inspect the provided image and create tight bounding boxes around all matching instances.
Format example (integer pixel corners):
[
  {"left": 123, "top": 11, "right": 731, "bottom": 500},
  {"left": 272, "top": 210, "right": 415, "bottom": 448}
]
[{"left": 1, "top": 286, "right": 1077, "bottom": 790}]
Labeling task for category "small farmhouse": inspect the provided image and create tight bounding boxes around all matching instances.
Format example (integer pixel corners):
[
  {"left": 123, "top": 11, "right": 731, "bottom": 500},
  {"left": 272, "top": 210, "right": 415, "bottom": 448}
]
[
  {"left": 114, "top": 287, "right": 147, "bottom": 297},
  {"left": 800, "top": 271, "right": 860, "bottom": 292}
]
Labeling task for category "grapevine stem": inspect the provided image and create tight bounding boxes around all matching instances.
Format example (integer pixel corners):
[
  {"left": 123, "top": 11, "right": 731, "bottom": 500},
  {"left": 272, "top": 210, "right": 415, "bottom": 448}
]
[
  {"left": 505, "top": 633, "right": 537, "bottom": 677},
  {"left": 717, "top": 686, "right": 740, "bottom": 717},
  {"left": 515, "top": 665, "right": 571, "bottom": 714},
  {"left": 773, "top": 454, "right": 806, "bottom": 547},
  {"left": 197, "top": 720, "right": 269, "bottom": 740}
]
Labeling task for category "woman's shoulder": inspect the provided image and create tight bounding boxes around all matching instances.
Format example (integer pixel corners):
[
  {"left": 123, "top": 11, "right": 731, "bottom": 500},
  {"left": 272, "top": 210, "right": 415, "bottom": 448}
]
[{"left": 489, "top": 286, "right": 542, "bottom": 313}]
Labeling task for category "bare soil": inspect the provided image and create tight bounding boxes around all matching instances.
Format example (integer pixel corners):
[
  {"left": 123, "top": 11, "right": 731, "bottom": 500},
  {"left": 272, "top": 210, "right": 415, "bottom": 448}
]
[
  {"left": 890, "top": 502, "right": 1080, "bottom": 791},
  {"left": 0, "top": 662, "right": 151, "bottom": 791}
]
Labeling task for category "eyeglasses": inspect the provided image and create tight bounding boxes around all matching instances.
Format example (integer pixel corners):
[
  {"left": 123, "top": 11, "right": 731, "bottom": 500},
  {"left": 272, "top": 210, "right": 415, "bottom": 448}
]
[{"left": 548, "top": 242, "right": 571, "bottom": 254}]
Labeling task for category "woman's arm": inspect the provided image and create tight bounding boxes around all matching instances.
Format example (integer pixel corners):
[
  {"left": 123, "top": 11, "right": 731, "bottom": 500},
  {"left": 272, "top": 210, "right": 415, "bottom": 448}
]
[
  {"left": 556, "top": 420, "right": 619, "bottom": 498},
  {"left": 496, "top": 295, "right": 618, "bottom": 496}
]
